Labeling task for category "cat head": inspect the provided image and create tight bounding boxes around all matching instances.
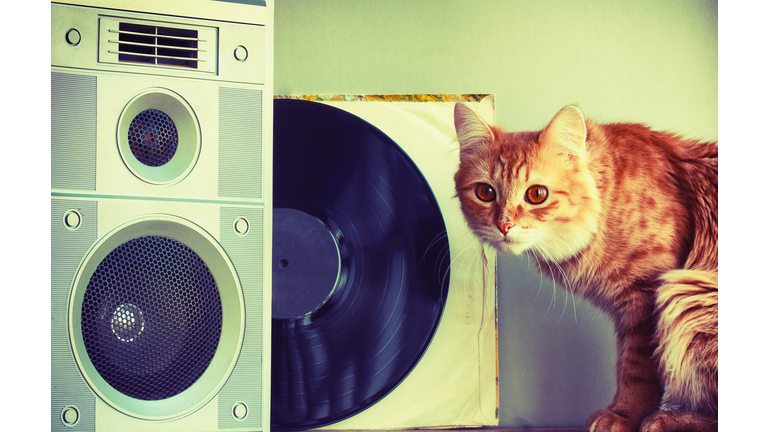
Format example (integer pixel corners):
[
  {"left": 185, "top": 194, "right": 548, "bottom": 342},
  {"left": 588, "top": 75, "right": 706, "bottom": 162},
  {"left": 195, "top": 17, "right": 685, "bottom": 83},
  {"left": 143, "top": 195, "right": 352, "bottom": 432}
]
[{"left": 453, "top": 103, "right": 601, "bottom": 261}]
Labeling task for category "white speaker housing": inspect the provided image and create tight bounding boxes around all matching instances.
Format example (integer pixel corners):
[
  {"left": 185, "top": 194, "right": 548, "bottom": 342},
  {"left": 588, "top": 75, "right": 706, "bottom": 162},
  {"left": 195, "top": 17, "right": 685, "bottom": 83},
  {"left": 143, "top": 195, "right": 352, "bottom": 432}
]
[{"left": 51, "top": 1, "right": 272, "bottom": 431}]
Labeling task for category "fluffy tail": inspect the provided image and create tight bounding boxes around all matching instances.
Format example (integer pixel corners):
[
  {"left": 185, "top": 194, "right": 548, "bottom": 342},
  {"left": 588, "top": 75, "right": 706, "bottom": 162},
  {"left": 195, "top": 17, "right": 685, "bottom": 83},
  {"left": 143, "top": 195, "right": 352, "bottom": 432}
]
[
  {"left": 653, "top": 269, "right": 718, "bottom": 416},
  {"left": 677, "top": 139, "right": 717, "bottom": 271}
]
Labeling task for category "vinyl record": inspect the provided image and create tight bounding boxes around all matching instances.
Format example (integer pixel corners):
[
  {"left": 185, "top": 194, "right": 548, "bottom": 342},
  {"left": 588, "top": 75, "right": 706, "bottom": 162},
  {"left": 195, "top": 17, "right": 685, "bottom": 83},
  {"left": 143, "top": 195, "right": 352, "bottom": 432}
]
[{"left": 271, "top": 99, "right": 450, "bottom": 430}]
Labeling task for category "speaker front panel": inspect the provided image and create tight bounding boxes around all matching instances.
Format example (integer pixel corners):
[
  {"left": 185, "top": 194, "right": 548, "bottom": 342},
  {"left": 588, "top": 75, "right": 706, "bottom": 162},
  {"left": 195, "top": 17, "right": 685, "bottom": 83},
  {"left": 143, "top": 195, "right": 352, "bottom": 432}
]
[
  {"left": 51, "top": 73, "right": 96, "bottom": 192},
  {"left": 52, "top": 199, "right": 99, "bottom": 432},
  {"left": 51, "top": 1, "right": 268, "bottom": 203},
  {"left": 51, "top": 70, "right": 264, "bottom": 202},
  {"left": 51, "top": 197, "right": 267, "bottom": 431}
]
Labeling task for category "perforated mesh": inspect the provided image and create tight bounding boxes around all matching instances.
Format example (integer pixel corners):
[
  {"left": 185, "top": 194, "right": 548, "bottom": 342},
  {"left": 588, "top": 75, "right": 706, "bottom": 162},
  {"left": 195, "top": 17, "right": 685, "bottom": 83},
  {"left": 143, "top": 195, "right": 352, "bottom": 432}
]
[
  {"left": 81, "top": 236, "right": 223, "bottom": 401},
  {"left": 128, "top": 109, "right": 178, "bottom": 167}
]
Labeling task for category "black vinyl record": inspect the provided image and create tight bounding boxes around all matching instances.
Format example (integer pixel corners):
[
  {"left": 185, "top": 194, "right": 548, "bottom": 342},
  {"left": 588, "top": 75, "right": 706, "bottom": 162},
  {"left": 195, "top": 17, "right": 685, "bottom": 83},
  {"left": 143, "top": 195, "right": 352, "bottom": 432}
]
[{"left": 271, "top": 99, "right": 450, "bottom": 430}]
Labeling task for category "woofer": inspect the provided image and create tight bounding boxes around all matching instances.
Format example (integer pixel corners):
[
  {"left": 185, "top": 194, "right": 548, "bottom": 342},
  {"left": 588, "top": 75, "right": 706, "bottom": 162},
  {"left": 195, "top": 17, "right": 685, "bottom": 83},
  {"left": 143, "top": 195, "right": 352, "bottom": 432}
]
[{"left": 69, "top": 215, "right": 244, "bottom": 420}]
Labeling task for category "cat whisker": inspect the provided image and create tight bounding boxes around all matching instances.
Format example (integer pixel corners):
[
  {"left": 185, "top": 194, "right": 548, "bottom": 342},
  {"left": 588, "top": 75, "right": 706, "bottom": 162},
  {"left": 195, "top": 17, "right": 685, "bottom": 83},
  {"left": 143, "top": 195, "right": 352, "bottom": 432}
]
[
  {"left": 427, "top": 226, "right": 496, "bottom": 317},
  {"left": 538, "top": 241, "right": 578, "bottom": 323},
  {"left": 534, "top": 231, "right": 583, "bottom": 323},
  {"left": 426, "top": 226, "right": 473, "bottom": 284},
  {"left": 526, "top": 250, "right": 532, "bottom": 273},
  {"left": 424, "top": 227, "right": 469, "bottom": 305},
  {"left": 527, "top": 249, "right": 546, "bottom": 302},
  {"left": 531, "top": 243, "right": 560, "bottom": 319},
  {"left": 540, "top": 230, "right": 586, "bottom": 262},
  {"left": 422, "top": 229, "right": 456, "bottom": 280},
  {"left": 421, "top": 229, "right": 449, "bottom": 265},
  {"left": 441, "top": 235, "right": 482, "bottom": 297}
]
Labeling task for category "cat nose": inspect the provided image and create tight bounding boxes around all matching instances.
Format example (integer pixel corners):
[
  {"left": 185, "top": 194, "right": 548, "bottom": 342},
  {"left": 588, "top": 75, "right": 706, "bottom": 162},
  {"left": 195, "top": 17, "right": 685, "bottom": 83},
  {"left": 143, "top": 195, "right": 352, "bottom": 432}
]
[{"left": 497, "top": 221, "right": 513, "bottom": 235}]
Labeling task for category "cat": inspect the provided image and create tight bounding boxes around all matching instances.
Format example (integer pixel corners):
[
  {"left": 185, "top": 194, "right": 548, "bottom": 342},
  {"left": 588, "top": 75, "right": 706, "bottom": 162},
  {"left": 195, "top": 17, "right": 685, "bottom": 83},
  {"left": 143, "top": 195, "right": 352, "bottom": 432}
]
[{"left": 453, "top": 103, "right": 717, "bottom": 432}]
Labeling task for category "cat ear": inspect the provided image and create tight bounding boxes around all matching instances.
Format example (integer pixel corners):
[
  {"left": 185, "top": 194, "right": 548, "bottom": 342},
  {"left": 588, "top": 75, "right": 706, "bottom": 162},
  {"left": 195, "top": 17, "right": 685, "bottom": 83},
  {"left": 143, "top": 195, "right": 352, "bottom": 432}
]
[
  {"left": 476, "top": 95, "right": 496, "bottom": 128},
  {"left": 540, "top": 105, "right": 587, "bottom": 160},
  {"left": 454, "top": 102, "right": 495, "bottom": 158}
]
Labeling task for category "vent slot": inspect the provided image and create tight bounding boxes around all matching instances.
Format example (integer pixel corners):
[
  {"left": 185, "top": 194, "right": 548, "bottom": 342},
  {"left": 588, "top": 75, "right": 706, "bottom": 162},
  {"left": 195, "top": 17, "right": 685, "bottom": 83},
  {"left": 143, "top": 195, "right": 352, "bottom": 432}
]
[
  {"left": 99, "top": 17, "right": 217, "bottom": 74},
  {"left": 110, "top": 22, "right": 203, "bottom": 69}
]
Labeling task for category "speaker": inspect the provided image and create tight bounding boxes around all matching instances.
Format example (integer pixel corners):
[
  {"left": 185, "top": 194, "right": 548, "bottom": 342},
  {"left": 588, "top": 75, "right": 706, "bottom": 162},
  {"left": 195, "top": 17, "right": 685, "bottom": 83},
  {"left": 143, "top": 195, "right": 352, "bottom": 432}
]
[{"left": 51, "top": 1, "right": 272, "bottom": 431}]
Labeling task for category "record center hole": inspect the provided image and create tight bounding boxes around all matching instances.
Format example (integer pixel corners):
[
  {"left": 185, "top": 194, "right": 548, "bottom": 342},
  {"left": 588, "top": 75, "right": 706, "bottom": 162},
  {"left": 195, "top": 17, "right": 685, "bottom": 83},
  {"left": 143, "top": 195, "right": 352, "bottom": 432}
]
[{"left": 278, "top": 259, "right": 289, "bottom": 269}]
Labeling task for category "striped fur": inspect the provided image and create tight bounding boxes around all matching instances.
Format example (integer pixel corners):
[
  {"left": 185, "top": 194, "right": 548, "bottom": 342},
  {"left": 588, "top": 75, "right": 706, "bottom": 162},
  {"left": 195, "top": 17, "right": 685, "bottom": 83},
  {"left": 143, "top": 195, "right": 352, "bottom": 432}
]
[
  {"left": 454, "top": 104, "right": 718, "bottom": 432},
  {"left": 655, "top": 270, "right": 718, "bottom": 416}
]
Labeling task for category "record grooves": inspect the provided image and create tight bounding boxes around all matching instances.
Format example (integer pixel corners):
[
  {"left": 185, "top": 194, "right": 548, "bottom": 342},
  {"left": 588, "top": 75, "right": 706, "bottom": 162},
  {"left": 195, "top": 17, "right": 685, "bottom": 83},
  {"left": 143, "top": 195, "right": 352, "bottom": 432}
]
[{"left": 272, "top": 99, "right": 450, "bottom": 430}]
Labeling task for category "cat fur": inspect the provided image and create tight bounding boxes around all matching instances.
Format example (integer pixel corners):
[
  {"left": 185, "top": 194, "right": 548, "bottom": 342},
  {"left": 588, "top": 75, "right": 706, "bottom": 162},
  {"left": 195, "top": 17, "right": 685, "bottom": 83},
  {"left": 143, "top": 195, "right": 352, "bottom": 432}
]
[{"left": 453, "top": 103, "right": 717, "bottom": 432}]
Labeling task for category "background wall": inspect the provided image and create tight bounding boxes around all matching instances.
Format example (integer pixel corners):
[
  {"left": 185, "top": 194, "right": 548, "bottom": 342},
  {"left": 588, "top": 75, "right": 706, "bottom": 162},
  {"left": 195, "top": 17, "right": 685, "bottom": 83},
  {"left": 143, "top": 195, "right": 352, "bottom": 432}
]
[{"left": 273, "top": 0, "right": 717, "bottom": 427}]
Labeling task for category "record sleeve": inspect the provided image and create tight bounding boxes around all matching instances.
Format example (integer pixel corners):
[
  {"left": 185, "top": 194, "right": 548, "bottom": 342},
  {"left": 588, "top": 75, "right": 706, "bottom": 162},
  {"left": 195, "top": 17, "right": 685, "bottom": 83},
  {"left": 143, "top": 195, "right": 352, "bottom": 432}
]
[{"left": 272, "top": 95, "right": 498, "bottom": 430}]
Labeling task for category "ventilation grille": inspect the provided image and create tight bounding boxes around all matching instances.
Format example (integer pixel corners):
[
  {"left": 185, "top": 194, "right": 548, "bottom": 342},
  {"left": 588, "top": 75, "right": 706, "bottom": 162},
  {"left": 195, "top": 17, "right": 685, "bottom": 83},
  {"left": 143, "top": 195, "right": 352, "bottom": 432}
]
[{"left": 99, "top": 17, "right": 216, "bottom": 74}]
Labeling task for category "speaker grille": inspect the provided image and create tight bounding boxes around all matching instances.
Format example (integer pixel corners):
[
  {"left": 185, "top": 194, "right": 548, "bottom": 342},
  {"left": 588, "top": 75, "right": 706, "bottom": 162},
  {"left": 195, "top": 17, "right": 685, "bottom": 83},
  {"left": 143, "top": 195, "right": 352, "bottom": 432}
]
[
  {"left": 217, "top": 207, "right": 264, "bottom": 428},
  {"left": 128, "top": 109, "right": 179, "bottom": 167},
  {"left": 52, "top": 199, "right": 97, "bottom": 432},
  {"left": 81, "top": 236, "right": 222, "bottom": 401},
  {"left": 51, "top": 72, "right": 96, "bottom": 191},
  {"left": 98, "top": 17, "right": 217, "bottom": 75},
  {"left": 218, "top": 87, "right": 263, "bottom": 199},
  {"left": 115, "top": 22, "right": 201, "bottom": 69}
]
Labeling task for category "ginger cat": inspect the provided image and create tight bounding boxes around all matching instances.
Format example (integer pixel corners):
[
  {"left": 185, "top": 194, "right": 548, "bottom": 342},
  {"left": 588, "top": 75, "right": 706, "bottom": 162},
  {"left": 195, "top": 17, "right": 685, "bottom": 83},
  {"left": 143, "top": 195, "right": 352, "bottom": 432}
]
[{"left": 454, "top": 103, "right": 717, "bottom": 432}]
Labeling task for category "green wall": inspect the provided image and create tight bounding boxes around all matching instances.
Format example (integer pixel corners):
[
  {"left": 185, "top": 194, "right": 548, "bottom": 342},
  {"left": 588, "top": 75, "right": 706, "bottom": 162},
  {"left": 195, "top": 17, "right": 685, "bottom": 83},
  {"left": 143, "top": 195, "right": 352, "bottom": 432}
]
[
  {"left": 275, "top": 0, "right": 716, "bottom": 139},
  {"left": 274, "top": 0, "right": 717, "bottom": 427}
]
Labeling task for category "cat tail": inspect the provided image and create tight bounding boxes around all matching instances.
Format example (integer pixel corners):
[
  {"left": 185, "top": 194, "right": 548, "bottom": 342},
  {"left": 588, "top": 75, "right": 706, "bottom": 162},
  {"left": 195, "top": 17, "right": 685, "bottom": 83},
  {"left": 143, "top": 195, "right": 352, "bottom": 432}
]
[
  {"left": 653, "top": 268, "right": 718, "bottom": 416},
  {"left": 678, "top": 139, "right": 718, "bottom": 271},
  {"left": 648, "top": 144, "right": 718, "bottom": 430}
]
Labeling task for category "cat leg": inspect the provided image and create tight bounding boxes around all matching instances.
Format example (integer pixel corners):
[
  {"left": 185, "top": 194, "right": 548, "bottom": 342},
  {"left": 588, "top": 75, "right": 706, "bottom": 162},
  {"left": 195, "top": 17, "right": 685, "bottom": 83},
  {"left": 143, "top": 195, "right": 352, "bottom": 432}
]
[
  {"left": 587, "top": 314, "right": 663, "bottom": 432},
  {"left": 639, "top": 269, "right": 718, "bottom": 432}
]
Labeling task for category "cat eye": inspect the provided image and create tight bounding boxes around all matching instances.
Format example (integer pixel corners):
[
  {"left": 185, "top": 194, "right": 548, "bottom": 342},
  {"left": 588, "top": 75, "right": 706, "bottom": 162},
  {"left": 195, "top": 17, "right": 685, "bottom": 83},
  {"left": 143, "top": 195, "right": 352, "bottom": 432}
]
[
  {"left": 525, "top": 185, "right": 549, "bottom": 205},
  {"left": 475, "top": 183, "right": 496, "bottom": 202}
]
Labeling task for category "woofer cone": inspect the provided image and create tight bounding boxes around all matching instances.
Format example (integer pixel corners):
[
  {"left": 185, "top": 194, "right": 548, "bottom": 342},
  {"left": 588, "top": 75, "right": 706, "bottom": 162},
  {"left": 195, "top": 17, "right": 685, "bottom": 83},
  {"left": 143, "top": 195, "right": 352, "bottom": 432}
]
[{"left": 80, "top": 235, "right": 222, "bottom": 401}]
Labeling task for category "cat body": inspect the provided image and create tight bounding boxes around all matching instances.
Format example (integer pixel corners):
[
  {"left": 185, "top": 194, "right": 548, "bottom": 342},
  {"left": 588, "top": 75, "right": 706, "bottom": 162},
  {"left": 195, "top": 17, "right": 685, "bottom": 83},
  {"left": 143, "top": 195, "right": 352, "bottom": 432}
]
[{"left": 454, "top": 104, "right": 717, "bottom": 432}]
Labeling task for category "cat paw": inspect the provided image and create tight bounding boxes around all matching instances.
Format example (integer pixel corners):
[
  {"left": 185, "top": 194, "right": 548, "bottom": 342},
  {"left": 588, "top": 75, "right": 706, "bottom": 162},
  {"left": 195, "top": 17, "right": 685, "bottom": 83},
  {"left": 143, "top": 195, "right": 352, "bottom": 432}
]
[
  {"left": 586, "top": 409, "right": 634, "bottom": 432},
  {"left": 639, "top": 412, "right": 673, "bottom": 432},
  {"left": 640, "top": 410, "right": 718, "bottom": 432}
]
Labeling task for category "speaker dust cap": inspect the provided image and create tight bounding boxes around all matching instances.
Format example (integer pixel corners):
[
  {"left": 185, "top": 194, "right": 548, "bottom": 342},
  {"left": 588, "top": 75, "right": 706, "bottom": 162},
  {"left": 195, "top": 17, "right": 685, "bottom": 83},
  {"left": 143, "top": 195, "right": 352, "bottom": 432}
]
[
  {"left": 117, "top": 88, "right": 201, "bottom": 186},
  {"left": 69, "top": 215, "right": 244, "bottom": 420}
]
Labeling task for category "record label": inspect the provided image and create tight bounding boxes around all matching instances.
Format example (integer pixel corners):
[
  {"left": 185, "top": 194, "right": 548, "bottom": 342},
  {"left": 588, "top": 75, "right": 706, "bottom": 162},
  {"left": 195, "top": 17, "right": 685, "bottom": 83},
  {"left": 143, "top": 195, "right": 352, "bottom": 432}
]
[{"left": 272, "top": 207, "right": 341, "bottom": 319}]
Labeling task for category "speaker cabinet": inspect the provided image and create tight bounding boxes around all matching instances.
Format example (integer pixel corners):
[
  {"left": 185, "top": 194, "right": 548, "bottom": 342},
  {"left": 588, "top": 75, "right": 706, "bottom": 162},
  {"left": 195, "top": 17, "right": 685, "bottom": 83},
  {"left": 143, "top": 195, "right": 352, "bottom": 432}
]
[{"left": 51, "top": 1, "right": 272, "bottom": 431}]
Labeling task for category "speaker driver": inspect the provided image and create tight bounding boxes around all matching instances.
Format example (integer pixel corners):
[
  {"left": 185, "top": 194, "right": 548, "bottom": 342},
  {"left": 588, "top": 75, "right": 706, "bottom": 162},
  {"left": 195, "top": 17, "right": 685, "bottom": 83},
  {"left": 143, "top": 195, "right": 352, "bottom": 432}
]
[
  {"left": 81, "top": 235, "right": 222, "bottom": 401},
  {"left": 128, "top": 109, "right": 179, "bottom": 167},
  {"left": 69, "top": 215, "right": 245, "bottom": 420},
  {"left": 117, "top": 88, "right": 201, "bottom": 186}
]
